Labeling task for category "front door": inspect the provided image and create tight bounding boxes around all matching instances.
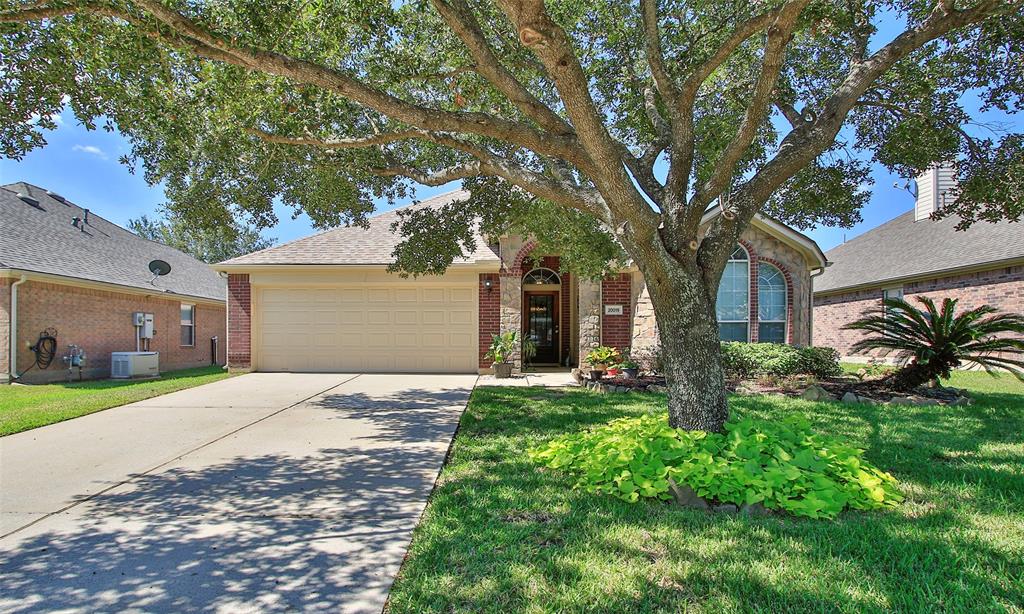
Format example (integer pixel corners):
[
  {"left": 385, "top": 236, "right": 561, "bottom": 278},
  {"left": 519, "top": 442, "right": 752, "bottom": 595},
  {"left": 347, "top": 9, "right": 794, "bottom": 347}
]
[{"left": 524, "top": 292, "right": 559, "bottom": 364}]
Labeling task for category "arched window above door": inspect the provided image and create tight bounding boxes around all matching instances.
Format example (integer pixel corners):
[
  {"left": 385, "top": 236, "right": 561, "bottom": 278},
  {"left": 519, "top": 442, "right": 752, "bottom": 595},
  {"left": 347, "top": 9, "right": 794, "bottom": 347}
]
[{"left": 523, "top": 268, "right": 561, "bottom": 285}]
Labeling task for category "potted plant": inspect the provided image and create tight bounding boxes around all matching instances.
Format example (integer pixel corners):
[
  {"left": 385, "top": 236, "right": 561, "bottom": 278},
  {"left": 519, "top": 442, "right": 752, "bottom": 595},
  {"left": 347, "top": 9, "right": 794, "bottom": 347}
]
[
  {"left": 521, "top": 335, "right": 538, "bottom": 372},
  {"left": 584, "top": 346, "right": 620, "bottom": 380},
  {"left": 618, "top": 356, "right": 640, "bottom": 379},
  {"left": 485, "top": 331, "right": 519, "bottom": 378}
]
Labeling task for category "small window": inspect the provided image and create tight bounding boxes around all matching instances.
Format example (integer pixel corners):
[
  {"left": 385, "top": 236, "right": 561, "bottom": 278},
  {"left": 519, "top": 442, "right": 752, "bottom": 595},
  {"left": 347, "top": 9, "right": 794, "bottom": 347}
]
[
  {"left": 882, "top": 286, "right": 904, "bottom": 317},
  {"left": 523, "top": 267, "right": 561, "bottom": 285},
  {"left": 180, "top": 304, "right": 195, "bottom": 346}
]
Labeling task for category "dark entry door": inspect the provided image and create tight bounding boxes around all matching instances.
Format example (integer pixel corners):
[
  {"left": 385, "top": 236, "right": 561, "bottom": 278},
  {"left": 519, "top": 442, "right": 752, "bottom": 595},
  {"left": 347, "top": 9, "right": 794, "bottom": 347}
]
[{"left": 525, "top": 292, "right": 559, "bottom": 364}]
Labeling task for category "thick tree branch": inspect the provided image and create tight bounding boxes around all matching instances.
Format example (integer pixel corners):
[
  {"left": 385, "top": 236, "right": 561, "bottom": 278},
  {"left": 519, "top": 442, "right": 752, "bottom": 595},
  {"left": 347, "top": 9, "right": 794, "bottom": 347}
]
[
  {"left": 640, "top": 0, "right": 678, "bottom": 109},
  {"left": 663, "top": 5, "right": 784, "bottom": 210},
  {"left": 690, "top": 0, "right": 811, "bottom": 211},
  {"left": 496, "top": 0, "right": 659, "bottom": 241},
  {"left": 430, "top": 0, "right": 572, "bottom": 136},
  {"left": 697, "top": 0, "right": 1013, "bottom": 284},
  {"left": 2, "top": 0, "right": 585, "bottom": 165}
]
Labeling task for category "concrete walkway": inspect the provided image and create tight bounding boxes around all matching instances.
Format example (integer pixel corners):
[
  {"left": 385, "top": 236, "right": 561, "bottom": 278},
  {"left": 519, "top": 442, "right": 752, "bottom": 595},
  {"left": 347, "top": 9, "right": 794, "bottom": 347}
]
[{"left": 0, "top": 372, "right": 477, "bottom": 613}]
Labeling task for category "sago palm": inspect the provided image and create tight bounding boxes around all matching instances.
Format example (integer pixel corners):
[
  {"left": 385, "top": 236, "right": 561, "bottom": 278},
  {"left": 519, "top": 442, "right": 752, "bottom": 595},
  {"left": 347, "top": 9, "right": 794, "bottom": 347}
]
[{"left": 844, "top": 296, "right": 1024, "bottom": 391}]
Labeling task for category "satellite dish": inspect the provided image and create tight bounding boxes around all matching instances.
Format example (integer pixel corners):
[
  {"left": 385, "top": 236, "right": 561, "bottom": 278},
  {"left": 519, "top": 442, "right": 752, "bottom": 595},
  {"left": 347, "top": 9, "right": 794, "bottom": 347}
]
[{"left": 148, "top": 259, "right": 171, "bottom": 284}]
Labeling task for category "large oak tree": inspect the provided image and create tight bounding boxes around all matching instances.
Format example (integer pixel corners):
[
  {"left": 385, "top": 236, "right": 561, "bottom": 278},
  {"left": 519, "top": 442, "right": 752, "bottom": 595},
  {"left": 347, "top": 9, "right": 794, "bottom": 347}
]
[{"left": 2, "top": 0, "right": 1021, "bottom": 431}]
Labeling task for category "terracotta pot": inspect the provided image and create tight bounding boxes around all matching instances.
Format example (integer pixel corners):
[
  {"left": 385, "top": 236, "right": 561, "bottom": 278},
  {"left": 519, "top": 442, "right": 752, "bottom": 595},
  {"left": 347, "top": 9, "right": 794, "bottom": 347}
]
[
  {"left": 606, "top": 368, "right": 621, "bottom": 376},
  {"left": 493, "top": 363, "right": 513, "bottom": 379}
]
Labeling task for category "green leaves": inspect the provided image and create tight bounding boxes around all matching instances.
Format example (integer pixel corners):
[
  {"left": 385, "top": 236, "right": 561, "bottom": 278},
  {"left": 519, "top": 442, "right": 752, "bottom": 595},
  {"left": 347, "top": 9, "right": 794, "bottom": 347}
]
[
  {"left": 720, "top": 342, "right": 842, "bottom": 379},
  {"left": 528, "top": 412, "right": 903, "bottom": 519},
  {"left": 845, "top": 296, "right": 1024, "bottom": 390}
]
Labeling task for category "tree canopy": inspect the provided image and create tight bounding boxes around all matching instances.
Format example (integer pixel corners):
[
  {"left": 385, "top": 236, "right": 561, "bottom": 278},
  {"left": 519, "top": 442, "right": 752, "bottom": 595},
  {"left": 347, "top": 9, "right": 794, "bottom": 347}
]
[
  {"left": 3, "top": 0, "right": 1020, "bottom": 279},
  {"left": 127, "top": 212, "right": 275, "bottom": 263}
]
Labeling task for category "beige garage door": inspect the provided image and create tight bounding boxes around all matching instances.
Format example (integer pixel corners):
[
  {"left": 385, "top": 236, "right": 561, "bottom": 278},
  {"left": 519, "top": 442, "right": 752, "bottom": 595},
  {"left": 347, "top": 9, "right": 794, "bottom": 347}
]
[{"left": 255, "top": 284, "right": 478, "bottom": 373}]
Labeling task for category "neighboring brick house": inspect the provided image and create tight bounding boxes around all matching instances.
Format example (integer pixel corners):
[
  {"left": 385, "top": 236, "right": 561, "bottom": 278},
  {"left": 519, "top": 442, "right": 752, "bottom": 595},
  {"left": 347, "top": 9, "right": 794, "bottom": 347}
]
[
  {"left": 1, "top": 183, "right": 227, "bottom": 383},
  {"left": 814, "top": 166, "right": 1024, "bottom": 358},
  {"left": 213, "top": 190, "right": 827, "bottom": 374}
]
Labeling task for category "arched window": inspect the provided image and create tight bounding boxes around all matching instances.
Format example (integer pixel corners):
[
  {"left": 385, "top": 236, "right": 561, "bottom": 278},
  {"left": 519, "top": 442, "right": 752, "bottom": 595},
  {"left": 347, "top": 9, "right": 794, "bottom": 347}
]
[
  {"left": 716, "top": 244, "right": 749, "bottom": 342},
  {"left": 523, "top": 267, "right": 561, "bottom": 285},
  {"left": 758, "top": 263, "right": 787, "bottom": 344}
]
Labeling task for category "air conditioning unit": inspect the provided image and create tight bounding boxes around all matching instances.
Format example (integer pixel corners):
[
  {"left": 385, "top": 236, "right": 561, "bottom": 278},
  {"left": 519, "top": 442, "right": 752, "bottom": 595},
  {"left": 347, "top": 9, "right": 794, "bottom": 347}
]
[{"left": 111, "top": 351, "right": 160, "bottom": 379}]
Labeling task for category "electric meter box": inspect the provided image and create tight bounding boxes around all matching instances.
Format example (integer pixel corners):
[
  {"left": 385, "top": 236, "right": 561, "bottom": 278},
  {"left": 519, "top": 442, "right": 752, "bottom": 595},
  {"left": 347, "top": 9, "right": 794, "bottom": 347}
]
[{"left": 134, "top": 312, "right": 155, "bottom": 339}]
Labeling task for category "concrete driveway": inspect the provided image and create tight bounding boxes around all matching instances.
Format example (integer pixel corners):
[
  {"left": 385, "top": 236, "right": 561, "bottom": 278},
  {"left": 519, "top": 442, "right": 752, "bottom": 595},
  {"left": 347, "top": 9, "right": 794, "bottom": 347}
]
[{"left": 0, "top": 372, "right": 477, "bottom": 613}]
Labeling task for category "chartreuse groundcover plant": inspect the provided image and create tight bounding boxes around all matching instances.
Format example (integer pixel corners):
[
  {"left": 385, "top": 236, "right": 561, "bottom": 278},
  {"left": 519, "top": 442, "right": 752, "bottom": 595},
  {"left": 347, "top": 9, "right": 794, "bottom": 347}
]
[{"left": 529, "top": 413, "right": 901, "bottom": 519}]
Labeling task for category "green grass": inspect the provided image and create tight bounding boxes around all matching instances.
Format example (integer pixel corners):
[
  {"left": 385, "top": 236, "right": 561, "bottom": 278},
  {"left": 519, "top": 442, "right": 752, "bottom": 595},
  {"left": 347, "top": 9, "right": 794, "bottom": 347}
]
[
  {"left": 388, "top": 372, "right": 1024, "bottom": 613},
  {"left": 0, "top": 366, "right": 232, "bottom": 436}
]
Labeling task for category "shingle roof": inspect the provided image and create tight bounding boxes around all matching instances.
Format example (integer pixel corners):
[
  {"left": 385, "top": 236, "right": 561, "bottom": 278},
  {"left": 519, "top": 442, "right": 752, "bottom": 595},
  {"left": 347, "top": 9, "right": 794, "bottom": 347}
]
[
  {"left": 815, "top": 210, "right": 1024, "bottom": 294},
  {"left": 0, "top": 182, "right": 225, "bottom": 301},
  {"left": 217, "top": 189, "right": 500, "bottom": 267}
]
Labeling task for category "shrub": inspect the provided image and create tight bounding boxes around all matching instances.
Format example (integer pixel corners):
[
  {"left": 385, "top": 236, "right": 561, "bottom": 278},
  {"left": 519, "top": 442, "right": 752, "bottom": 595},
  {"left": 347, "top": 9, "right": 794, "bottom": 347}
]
[
  {"left": 529, "top": 413, "right": 902, "bottom": 519},
  {"left": 845, "top": 296, "right": 1024, "bottom": 390},
  {"left": 720, "top": 342, "right": 841, "bottom": 379},
  {"left": 797, "top": 346, "right": 843, "bottom": 378}
]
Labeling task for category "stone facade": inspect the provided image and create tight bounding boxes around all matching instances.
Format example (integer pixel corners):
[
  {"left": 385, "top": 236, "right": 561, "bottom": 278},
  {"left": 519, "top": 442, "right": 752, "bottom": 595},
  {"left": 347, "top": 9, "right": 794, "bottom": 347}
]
[
  {"left": 4, "top": 278, "right": 225, "bottom": 383},
  {"left": 577, "top": 277, "right": 601, "bottom": 367},
  {"left": 814, "top": 264, "right": 1024, "bottom": 357}
]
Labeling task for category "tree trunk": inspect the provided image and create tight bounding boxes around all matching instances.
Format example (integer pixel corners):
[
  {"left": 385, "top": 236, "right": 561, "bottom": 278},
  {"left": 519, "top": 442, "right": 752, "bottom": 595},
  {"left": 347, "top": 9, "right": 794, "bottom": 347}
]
[{"left": 646, "top": 265, "right": 729, "bottom": 432}]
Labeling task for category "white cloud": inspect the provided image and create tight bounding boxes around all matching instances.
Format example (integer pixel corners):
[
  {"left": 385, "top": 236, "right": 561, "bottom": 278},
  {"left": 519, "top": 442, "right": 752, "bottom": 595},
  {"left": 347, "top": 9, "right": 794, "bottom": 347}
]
[
  {"left": 72, "top": 144, "right": 107, "bottom": 159},
  {"left": 51, "top": 114, "right": 64, "bottom": 126}
]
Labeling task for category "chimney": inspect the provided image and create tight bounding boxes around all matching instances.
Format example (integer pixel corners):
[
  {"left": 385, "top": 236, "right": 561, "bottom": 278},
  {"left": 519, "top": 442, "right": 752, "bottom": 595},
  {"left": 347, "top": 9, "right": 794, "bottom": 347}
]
[{"left": 914, "top": 163, "right": 957, "bottom": 222}]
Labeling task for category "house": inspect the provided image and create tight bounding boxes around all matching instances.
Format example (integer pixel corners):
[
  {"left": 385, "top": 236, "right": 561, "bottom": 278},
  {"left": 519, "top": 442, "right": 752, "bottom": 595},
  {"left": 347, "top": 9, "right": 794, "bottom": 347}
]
[
  {"left": 1, "top": 182, "right": 227, "bottom": 383},
  {"left": 813, "top": 166, "right": 1024, "bottom": 358},
  {"left": 214, "top": 190, "right": 827, "bottom": 374}
]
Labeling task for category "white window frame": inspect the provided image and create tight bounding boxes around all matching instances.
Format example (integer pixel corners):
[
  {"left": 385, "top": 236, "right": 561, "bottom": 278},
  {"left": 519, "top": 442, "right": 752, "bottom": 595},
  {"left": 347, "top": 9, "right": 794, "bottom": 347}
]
[
  {"left": 757, "top": 263, "right": 788, "bottom": 344},
  {"left": 522, "top": 267, "right": 561, "bottom": 286},
  {"left": 882, "top": 286, "right": 905, "bottom": 317},
  {"left": 716, "top": 244, "right": 750, "bottom": 342},
  {"left": 180, "top": 303, "right": 196, "bottom": 347}
]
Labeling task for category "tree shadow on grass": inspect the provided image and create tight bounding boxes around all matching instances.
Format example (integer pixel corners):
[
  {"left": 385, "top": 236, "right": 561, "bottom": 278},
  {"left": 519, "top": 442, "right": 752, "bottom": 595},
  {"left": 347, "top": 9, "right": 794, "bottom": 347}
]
[
  {"left": 0, "top": 444, "right": 445, "bottom": 613},
  {"left": 387, "top": 386, "right": 1024, "bottom": 613}
]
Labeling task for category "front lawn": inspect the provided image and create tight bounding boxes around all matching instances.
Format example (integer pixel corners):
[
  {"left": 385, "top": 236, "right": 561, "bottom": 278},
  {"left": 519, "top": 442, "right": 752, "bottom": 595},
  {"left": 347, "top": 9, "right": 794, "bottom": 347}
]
[
  {"left": 388, "top": 372, "right": 1024, "bottom": 612},
  {"left": 0, "top": 366, "right": 232, "bottom": 436}
]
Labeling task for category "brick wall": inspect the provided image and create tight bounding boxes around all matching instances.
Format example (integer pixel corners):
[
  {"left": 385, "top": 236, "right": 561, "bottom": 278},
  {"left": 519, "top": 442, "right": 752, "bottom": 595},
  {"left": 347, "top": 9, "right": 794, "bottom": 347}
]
[
  {"left": 601, "top": 273, "right": 632, "bottom": 350},
  {"left": 227, "top": 273, "right": 252, "bottom": 370},
  {"left": 814, "top": 265, "right": 1024, "bottom": 356},
  {"left": 478, "top": 273, "right": 500, "bottom": 368},
  {"left": 8, "top": 280, "right": 225, "bottom": 384}
]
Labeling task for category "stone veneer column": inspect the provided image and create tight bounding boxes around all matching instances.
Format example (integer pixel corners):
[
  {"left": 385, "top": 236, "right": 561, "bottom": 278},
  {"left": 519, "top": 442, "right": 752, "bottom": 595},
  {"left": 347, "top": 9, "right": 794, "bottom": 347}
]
[
  {"left": 577, "top": 278, "right": 601, "bottom": 367},
  {"left": 499, "top": 274, "right": 523, "bottom": 370},
  {"left": 631, "top": 282, "right": 659, "bottom": 359}
]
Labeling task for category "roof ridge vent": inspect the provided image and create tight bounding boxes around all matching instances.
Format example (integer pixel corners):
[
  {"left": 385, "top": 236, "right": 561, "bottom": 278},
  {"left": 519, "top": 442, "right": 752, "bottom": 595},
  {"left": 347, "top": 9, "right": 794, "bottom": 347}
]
[
  {"left": 46, "top": 190, "right": 68, "bottom": 204},
  {"left": 17, "top": 192, "right": 42, "bottom": 209}
]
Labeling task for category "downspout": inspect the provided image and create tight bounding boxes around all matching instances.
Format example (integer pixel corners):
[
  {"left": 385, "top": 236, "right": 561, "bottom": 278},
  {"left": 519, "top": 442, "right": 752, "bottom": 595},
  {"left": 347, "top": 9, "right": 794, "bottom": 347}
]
[
  {"left": 808, "top": 264, "right": 830, "bottom": 346},
  {"left": 8, "top": 274, "right": 27, "bottom": 382}
]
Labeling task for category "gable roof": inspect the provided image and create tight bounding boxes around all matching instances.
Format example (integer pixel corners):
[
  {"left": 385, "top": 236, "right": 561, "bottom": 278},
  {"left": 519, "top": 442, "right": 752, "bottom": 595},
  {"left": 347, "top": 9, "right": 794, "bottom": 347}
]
[
  {"left": 215, "top": 190, "right": 500, "bottom": 268},
  {"left": 815, "top": 210, "right": 1024, "bottom": 294},
  {"left": 0, "top": 182, "right": 225, "bottom": 302},
  {"left": 699, "top": 210, "right": 828, "bottom": 268}
]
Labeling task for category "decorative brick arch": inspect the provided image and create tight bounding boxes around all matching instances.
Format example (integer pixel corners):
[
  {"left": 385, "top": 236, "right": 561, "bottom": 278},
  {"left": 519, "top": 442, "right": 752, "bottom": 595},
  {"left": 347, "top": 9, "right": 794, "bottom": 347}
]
[
  {"left": 753, "top": 256, "right": 796, "bottom": 344},
  {"left": 502, "top": 239, "right": 538, "bottom": 277}
]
